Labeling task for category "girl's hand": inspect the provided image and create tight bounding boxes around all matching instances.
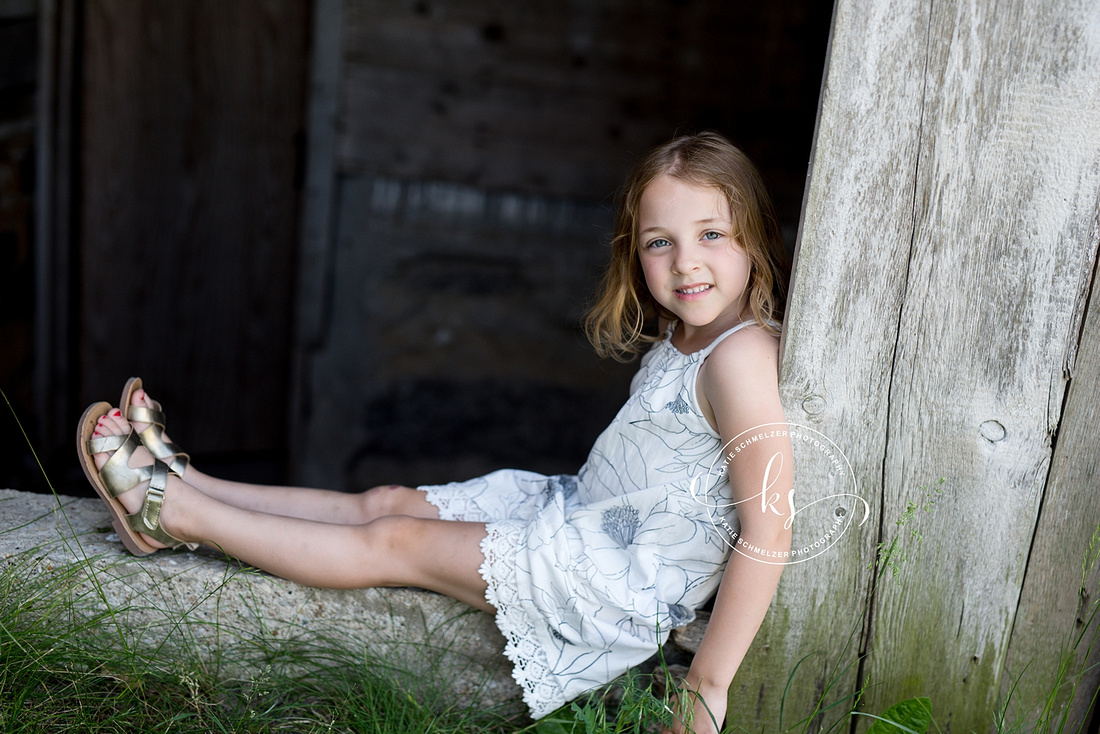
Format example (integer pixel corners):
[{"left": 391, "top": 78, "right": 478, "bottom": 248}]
[{"left": 662, "top": 680, "right": 727, "bottom": 734}]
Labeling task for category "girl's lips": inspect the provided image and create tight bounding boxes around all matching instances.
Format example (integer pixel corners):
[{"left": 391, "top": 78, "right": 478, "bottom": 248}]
[{"left": 675, "top": 284, "right": 713, "bottom": 300}]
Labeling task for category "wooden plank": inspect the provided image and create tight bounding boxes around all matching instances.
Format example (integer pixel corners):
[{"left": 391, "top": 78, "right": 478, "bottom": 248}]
[
  {"left": 0, "top": 0, "right": 37, "bottom": 19},
  {"left": 289, "top": 0, "right": 344, "bottom": 479},
  {"left": 743, "top": 0, "right": 933, "bottom": 726},
  {"left": 336, "top": 0, "right": 659, "bottom": 196},
  {"left": 293, "top": 0, "right": 343, "bottom": 350},
  {"left": 860, "top": 0, "right": 1100, "bottom": 728},
  {"left": 1002, "top": 237, "right": 1100, "bottom": 726},
  {"left": 294, "top": 173, "right": 633, "bottom": 492},
  {"left": 33, "top": 0, "right": 78, "bottom": 454},
  {"left": 79, "top": 0, "right": 308, "bottom": 455},
  {"left": 336, "top": 0, "right": 832, "bottom": 208}
]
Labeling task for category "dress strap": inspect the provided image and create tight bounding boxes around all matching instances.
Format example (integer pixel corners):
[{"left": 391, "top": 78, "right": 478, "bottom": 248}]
[{"left": 696, "top": 318, "right": 781, "bottom": 359}]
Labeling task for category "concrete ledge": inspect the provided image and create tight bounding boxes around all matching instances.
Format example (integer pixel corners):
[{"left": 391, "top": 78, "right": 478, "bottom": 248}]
[{"left": 0, "top": 489, "right": 521, "bottom": 711}]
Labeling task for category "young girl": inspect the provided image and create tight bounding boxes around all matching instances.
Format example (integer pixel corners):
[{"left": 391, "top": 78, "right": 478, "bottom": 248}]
[{"left": 78, "top": 131, "right": 793, "bottom": 734}]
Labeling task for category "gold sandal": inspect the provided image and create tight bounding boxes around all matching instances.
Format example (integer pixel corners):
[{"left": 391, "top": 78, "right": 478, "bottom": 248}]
[
  {"left": 77, "top": 402, "right": 198, "bottom": 556},
  {"left": 120, "top": 377, "right": 189, "bottom": 476}
]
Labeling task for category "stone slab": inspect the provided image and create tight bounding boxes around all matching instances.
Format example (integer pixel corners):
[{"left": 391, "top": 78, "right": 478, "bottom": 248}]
[{"left": 0, "top": 489, "right": 521, "bottom": 711}]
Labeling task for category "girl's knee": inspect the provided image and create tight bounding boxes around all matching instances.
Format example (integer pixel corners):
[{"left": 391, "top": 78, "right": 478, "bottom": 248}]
[
  {"left": 351, "top": 516, "right": 488, "bottom": 605},
  {"left": 373, "top": 514, "right": 429, "bottom": 553},
  {"left": 355, "top": 515, "right": 431, "bottom": 582},
  {"left": 359, "top": 484, "right": 435, "bottom": 522},
  {"left": 358, "top": 483, "right": 416, "bottom": 521}
]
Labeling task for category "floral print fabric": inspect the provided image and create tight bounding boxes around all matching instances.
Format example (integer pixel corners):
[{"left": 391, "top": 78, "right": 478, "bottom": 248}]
[{"left": 421, "top": 321, "right": 762, "bottom": 717}]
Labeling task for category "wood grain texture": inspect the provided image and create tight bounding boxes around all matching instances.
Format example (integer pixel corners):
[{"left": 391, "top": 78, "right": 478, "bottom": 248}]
[
  {"left": 1001, "top": 217, "right": 1100, "bottom": 727},
  {"left": 749, "top": 0, "right": 932, "bottom": 727},
  {"left": 773, "top": 0, "right": 1100, "bottom": 730},
  {"left": 857, "top": 0, "right": 1100, "bottom": 729},
  {"left": 79, "top": 0, "right": 308, "bottom": 455}
]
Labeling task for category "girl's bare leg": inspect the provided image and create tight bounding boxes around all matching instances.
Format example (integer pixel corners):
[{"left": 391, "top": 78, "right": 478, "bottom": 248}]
[
  {"left": 127, "top": 388, "right": 438, "bottom": 524},
  {"left": 171, "top": 489, "right": 492, "bottom": 611},
  {"left": 91, "top": 411, "right": 493, "bottom": 613},
  {"left": 177, "top": 475, "right": 438, "bottom": 526}
]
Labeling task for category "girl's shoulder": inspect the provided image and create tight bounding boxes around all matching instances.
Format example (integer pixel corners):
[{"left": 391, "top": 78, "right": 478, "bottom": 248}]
[
  {"left": 689, "top": 322, "right": 779, "bottom": 435},
  {"left": 706, "top": 320, "right": 780, "bottom": 372},
  {"left": 695, "top": 322, "right": 783, "bottom": 435},
  {"left": 699, "top": 321, "right": 782, "bottom": 403}
]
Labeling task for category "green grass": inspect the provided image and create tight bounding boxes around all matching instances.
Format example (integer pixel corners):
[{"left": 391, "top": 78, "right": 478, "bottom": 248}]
[{"left": 0, "top": 545, "right": 522, "bottom": 733}]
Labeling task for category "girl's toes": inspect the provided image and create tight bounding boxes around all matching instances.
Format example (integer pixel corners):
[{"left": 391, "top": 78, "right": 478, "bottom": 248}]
[
  {"left": 132, "top": 388, "right": 149, "bottom": 408},
  {"left": 91, "top": 410, "right": 128, "bottom": 470},
  {"left": 103, "top": 410, "right": 127, "bottom": 433},
  {"left": 134, "top": 388, "right": 160, "bottom": 413},
  {"left": 91, "top": 411, "right": 155, "bottom": 472},
  {"left": 129, "top": 389, "right": 154, "bottom": 433},
  {"left": 129, "top": 388, "right": 161, "bottom": 432},
  {"left": 129, "top": 388, "right": 185, "bottom": 474}
]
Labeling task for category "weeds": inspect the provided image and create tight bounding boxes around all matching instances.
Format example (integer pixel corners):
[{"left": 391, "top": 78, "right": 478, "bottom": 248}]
[
  {"left": 0, "top": 547, "right": 518, "bottom": 732},
  {"left": 993, "top": 520, "right": 1100, "bottom": 734}
]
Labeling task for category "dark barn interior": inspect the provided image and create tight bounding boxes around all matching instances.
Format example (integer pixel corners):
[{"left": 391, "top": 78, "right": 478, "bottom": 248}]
[{"left": 0, "top": 0, "right": 832, "bottom": 495}]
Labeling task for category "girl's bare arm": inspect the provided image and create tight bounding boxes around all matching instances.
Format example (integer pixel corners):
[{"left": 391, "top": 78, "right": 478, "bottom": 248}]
[{"left": 667, "top": 328, "right": 793, "bottom": 734}]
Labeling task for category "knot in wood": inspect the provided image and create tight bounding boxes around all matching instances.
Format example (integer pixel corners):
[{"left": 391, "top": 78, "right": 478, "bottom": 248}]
[{"left": 979, "top": 419, "right": 1006, "bottom": 442}]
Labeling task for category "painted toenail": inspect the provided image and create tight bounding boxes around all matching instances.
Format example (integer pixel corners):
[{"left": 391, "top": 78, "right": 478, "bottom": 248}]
[{"left": 112, "top": 410, "right": 122, "bottom": 417}]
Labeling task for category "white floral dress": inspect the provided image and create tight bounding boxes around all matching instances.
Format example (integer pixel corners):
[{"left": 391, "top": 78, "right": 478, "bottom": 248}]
[{"left": 421, "top": 320, "right": 766, "bottom": 717}]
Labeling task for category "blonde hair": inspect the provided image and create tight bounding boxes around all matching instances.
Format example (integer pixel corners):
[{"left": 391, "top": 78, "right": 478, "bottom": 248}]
[{"left": 584, "top": 131, "right": 791, "bottom": 361}]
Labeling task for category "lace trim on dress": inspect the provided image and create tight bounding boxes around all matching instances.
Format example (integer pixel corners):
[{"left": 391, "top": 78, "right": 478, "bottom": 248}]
[
  {"left": 422, "top": 484, "right": 492, "bottom": 522},
  {"left": 479, "top": 521, "right": 565, "bottom": 719}
]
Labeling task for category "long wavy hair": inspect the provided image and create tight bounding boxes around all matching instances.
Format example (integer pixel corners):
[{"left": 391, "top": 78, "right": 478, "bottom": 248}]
[{"left": 584, "top": 131, "right": 791, "bottom": 361}]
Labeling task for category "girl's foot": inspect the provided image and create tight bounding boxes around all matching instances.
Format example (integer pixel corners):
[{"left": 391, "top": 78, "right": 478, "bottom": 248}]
[
  {"left": 122, "top": 378, "right": 191, "bottom": 478},
  {"left": 90, "top": 408, "right": 191, "bottom": 552}
]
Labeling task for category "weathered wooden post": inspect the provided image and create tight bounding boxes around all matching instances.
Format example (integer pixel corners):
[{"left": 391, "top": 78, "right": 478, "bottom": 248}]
[{"left": 738, "top": 0, "right": 1100, "bottom": 729}]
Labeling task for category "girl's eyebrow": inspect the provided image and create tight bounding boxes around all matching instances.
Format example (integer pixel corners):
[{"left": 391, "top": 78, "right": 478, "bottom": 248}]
[{"left": 640, "top": 218, "right": 725, "bottom": 234}]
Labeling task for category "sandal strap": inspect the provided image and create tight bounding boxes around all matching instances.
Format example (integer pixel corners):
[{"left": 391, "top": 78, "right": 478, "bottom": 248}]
[
  {"left": 127, "top": 404, "right": 165, "bottom": 426},
  {"left": 87, "top": 433, "right": 128, "bottom": 454},
  {"left": 127, "top": 460, "right": 198, "bottom": 551},
  {"left": 91, "top": 429, "right": 152, "bottom": 498},
  {"left": 128, "top": 404, "right": 190, "bottom": 475},
  {"left": 137, "top": 424, "right": 190, "bottom": 475}
]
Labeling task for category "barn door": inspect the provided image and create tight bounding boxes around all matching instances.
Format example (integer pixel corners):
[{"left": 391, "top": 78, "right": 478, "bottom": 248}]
[{"left": 38, "top": 0, "right": 309, "bottom": 483}]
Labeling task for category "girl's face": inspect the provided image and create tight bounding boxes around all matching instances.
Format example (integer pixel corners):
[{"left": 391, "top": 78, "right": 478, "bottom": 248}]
[{"left": 636, "top": 174, "right": 752, "bottom": 343}]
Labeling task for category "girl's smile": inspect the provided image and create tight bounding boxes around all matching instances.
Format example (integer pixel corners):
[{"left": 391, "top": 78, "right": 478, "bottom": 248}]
[
  {"left": 675, "top": 283, "right": 713, "bottom": 299},
  {"left": 637, "top": 174, "right": 752, "bottom": 346}
]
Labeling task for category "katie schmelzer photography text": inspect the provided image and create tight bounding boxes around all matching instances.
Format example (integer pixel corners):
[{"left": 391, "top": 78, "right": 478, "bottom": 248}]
[{"left": 691, "top": 422, "right": 869, "bottom": 565}]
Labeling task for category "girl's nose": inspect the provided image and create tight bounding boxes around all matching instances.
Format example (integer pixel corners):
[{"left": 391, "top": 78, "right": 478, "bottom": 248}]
[{"left": 671, "top": 245, "right": 700, "bottom": 275}]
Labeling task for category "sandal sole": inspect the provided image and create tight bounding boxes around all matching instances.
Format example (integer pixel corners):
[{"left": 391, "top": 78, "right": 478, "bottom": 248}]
[{"left": 76, "top": 401, "right": 159, "bottom": 556}]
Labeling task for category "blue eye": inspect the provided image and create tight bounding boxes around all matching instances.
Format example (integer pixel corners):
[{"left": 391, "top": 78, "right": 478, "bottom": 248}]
[
  {"left": 702, "top": 231, "right": 722, "bottom": 241},
  {"left": 648, "top": 238, "right": 671, "bottom": 249}
]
